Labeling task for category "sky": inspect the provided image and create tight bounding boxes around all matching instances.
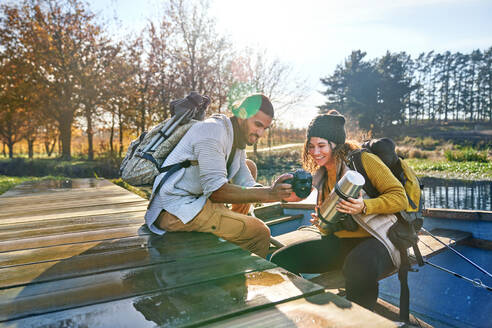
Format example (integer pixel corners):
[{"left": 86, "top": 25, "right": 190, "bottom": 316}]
[{"left": 87, "top": 0, "right": 492, "bottom": 128}]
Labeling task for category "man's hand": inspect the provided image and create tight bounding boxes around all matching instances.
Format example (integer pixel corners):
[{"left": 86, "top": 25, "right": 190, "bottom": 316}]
[{"left": 269, "top": 173, "right": 294, "bottom": 202}]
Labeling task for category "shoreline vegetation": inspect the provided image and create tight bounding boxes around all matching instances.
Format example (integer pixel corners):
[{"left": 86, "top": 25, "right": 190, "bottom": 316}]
[{"left": 1, "top": 139, "right": 491, "bottom": 197}]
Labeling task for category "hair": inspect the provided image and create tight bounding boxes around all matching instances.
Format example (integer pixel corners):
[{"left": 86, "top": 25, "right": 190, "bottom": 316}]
[
  {"left": 302, "top": 109, "right": 360, "bottom": 172},
  {"left": 302, "top": 139, "right": 360, "bottom": 173},
  {"left": 258, "top": 94, "right": 274, "bottom": 117}
]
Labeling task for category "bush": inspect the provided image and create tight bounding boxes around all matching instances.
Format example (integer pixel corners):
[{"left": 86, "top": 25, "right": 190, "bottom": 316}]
[
  {"left": 408, "top": 148, "right": 427, "bottom": 159},
  {"left": 444, "top": 148, "right": 489, "bottom": 163},
  {"left": 0, "top": 156, "right": 121, "bottom": 178}
]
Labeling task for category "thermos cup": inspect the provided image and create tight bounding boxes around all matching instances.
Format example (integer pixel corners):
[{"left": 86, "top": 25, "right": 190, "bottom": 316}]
[{"left": 317, "top": 170, "right": 365, "bottom": 234}]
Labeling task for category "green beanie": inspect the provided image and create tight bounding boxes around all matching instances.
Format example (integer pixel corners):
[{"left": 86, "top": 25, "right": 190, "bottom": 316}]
[{"left": 231, "top": 94, "right": 274, "bottom": 119}]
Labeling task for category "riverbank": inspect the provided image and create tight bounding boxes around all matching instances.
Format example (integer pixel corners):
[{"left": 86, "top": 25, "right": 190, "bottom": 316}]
[
  {"left": 1, "top": 154, "right": 491, "bottom": 197},
  {"left": 406, "top": 158, "right": 492, "bottom": 181}
]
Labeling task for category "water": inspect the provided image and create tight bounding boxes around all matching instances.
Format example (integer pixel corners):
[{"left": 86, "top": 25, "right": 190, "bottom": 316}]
[
  {"left": 421, "top": 177, "right": 492, "bottom": 211},
  {"left": 260, "top": 174, "right": 492, "bottom": 211},
  {"left": 380, "top": 245, "right": 492, "bottom": 328}
]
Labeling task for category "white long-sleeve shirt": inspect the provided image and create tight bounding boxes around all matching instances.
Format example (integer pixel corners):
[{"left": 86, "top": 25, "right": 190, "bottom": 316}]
[{"left": 144, "top": 114, "right": 256, "bottom": 235}]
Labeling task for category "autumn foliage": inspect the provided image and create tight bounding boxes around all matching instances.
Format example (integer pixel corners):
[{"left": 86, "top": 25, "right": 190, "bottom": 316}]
[{"left": 0, "top": 0, "right": 307, "bottom": 160}]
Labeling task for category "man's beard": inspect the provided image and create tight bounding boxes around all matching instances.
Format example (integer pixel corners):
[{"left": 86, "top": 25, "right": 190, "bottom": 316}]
[{"left": 239, "top": 119, "right": 258, "bottom": 146}]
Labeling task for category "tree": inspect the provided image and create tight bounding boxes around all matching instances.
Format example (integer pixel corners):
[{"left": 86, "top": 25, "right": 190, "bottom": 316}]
[
  {"left": 320, "top": 51, "right": 415, "bottom": 134},
  {"left": 163, "top": 0, "right": 234, "bottom": 112},
  {"left": 320, "top": 50, "right": 380, "bottom": 131},
  {"left": 2, "top": 0, "right": 106, "bottom": 160},
  {"left": 0, "top": 58, "right": 28, "bottom": 158}
]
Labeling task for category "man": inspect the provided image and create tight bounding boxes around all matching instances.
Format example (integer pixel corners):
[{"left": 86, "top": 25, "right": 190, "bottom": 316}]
[{"left": 145, "top": 94, "right": 293, "bottom": 258}]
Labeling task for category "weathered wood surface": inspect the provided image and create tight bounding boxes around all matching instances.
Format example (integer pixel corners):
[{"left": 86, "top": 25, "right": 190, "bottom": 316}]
[{"left": 0, "top": 178, "right": 396, "bottom": 327}]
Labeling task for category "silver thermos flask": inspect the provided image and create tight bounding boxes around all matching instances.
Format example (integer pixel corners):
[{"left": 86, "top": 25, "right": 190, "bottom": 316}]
[{"left": 318, "top": 170, "right": 365, "bottom": 234}]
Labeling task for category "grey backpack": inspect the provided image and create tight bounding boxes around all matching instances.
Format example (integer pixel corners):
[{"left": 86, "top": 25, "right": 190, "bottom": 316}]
[{"left": 120, "top": 92, "right": 210, "bottom": 186}]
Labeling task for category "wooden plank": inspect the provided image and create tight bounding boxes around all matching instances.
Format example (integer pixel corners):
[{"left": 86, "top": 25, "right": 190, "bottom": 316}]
[
  {"left": 0, "top": 211, "right": 146, "bottom": 242},
  {"left": 282, "top": 203, "right": 316, "bottom": 210},
  {"left": 0, "top": 231, "right": 219, "bottom": 267},
  {"left": 1, "top": 235, "right": 152, "bottom": 267},
  {"left": 264, "top": 214, "right": 304, "bottom": 226},
  {"left": 0, "top": 194, "right": 145, "bottom": 215},
  {"left": 415, "top": 228, "right": 471, "bottom": 258},
  {"left": 462, "top": 237, "right": 492, "bottom": 250},
  {"left": 202, "top": 292, "right": 396, "bottom": 328},
  {"left": 272, "top": 227, "right": 320, "bottom": 247},
  {"left": 374, "top": 298, "right": 433, "bottom": 328},
  {"left": 0, "top": 224, "right": 149, "bottom": 252},
  {"left": 0, "top": 178, "right": 115, "bottom": 198},
  {"left": 0, "top": 202, "right": 148, "bottom": 225},
  {"left": 0, "top": 232, "right": 238, "bottom": 288},
  {"left": 0, "top": 249, "right": 277, "bottom": 321},
  {"left": 254, "top": 203, "right": 284, "bottom": 220},
  {"left": 0, "top": 186, "right": 141, "bottom": 206},
  {"left": 424, "top": 208, "right": 492, "bottom": 221},
  {"left": 2, "top": 267, "right": 325, "bottom": 327}
]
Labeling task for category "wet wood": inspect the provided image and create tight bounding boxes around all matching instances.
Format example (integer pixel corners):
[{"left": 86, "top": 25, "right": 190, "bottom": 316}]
[
  {"left": 0, "top": 235, "right": 153, "bottom": 267},
  {"left": 3, "top": 268, "right": 330, "bottom": 328},
  {"left": 0, "top": 232, "right": 238, "bottom": 288},
  {"left": 0, "top": 231, "right": 222, "bottom": 267},
  {"left": 0, "top": 224, "right": 149, "bottom": 252},
  {"left": 0, "top": 178, "right": 114, "bottom": 197},
  {"left": 0, "top": 194, "right": 144, "bottom": 215},
  {"left": 0, "top": 202, "right": 148, "bottom": 225},
  {"left": 0, "top": 249, "right": 276, "bottom": 321},
  {"left": 0, "top": 211, "right": 146, "bottom": 240},
  {"left": 202, "top": 292, "right": 397, "bottom": 328}
]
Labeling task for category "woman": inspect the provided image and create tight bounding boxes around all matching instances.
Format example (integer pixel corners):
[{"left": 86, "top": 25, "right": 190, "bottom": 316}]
[{"left": 270, "top": 110, "right": 408, "bottom": 311}]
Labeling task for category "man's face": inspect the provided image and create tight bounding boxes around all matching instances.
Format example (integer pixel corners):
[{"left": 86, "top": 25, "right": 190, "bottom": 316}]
[{"left": 239, "top": 110, "right": 273, "bottom": 146}]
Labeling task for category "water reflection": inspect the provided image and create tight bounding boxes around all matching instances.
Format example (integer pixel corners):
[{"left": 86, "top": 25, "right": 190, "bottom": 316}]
[
  {"left": 259, "top": 175, "right": 492, "bottom": 211},
  {"left": 421, "top": 177, "right": 492, "bottom": 211}
]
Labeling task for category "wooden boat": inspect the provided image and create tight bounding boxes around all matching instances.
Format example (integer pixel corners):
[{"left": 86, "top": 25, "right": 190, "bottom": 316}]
[{"left": 254, "top": 200, "right": 492, "bottom": 328}]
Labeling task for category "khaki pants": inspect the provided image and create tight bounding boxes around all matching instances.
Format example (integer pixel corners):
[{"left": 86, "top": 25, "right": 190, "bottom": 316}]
[{"left": 156, "top": 199, "right": 271, "bottom": 258}]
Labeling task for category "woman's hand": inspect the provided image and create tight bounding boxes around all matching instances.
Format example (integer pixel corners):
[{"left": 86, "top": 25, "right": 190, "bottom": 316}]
[
  {"left": 310, "top": 207, "right": 321, "bottom": 228},
  {"left": 336, "top": 191, "right": 366, "bottom": 215}
]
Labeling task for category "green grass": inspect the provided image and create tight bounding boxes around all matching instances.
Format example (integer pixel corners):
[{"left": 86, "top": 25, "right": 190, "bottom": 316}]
[
  {"left": 406, "top": 158, "right": 492, "bottom": 180},
  {"left": 444, "top": 147, "right": 489, "bottom": 163},
  {"left": 0, "top": 175, "right": 67, "bottom": 195}
]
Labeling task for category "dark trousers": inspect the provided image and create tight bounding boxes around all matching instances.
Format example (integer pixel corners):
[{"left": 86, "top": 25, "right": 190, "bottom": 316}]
[{"left": 270, "top": 230, "right": 395, "bottom": 311}]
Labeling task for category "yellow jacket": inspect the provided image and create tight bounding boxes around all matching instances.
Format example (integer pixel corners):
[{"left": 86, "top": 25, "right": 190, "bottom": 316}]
[{"left": 315, "top": 152, "right": 408, "bottom": 238}]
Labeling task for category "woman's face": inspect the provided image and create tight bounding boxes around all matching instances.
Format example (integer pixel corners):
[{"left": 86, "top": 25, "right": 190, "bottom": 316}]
[{"left": 308, "top": 137, "right": 334, "bottom": 167}]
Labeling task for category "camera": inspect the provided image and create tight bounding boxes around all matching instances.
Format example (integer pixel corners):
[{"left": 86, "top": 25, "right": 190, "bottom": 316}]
[{"left": 284, "top": 169, "right": 312, "bottom": 199}]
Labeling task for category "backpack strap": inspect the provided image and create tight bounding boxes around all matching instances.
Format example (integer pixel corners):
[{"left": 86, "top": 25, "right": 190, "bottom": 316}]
[
  {"left": 398, "top": 247, "right": 411, "bottom": 323},
  {"left": 147, "top": 160, "right": 197, "bottom": 209},
  {"left": 226, "top": 145, "right": 236, "bottom": 173},
  {"left": 347, "top": 149, "right": 379, "bottom": 198}
]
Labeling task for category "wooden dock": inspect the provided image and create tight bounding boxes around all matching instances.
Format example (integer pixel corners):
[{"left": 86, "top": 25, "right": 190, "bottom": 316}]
[{"left": 0, "top": 178, "right": 396, "bottom": 327}]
